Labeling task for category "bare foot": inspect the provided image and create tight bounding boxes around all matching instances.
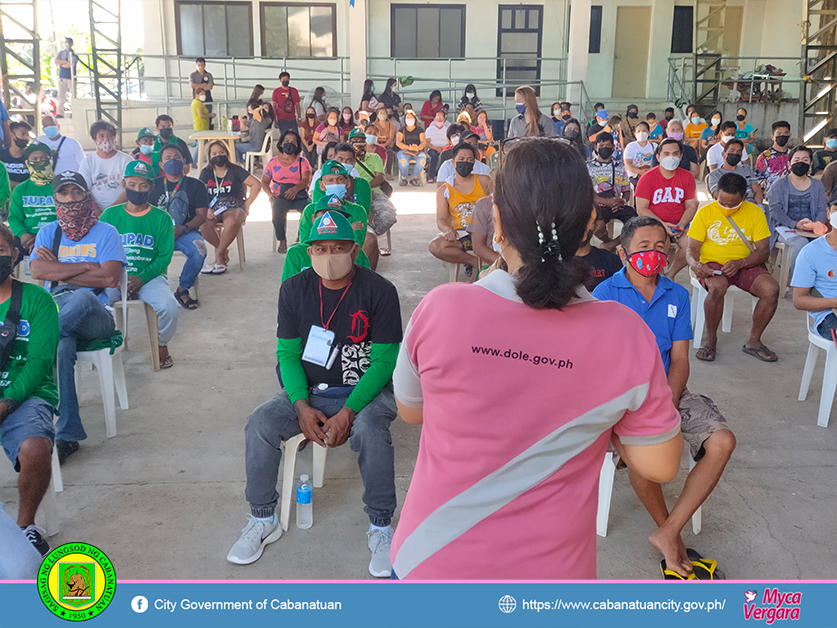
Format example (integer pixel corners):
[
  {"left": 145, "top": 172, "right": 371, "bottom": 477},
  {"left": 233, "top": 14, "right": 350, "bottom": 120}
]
[{"left": 649, "top": 526, "right": 692, "bottom": 577}]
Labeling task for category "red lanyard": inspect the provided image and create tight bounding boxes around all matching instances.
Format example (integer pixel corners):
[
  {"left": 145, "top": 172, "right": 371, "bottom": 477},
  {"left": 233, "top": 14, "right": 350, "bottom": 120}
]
[
  {"left": 319, "top": 278, "right": 352, "bottom": 331},
  {"left": 165, "top": 177, "right": 183, "bottom": 204}
]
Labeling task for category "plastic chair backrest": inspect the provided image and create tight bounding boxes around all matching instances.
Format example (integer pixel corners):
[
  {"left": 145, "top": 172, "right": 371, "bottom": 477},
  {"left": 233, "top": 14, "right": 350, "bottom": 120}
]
[
  {"left": 259, "top": 132, "right": 271, "bottom": 154},
  {"left": 119, "top": 266, "right": 128, "bottom": 324}
]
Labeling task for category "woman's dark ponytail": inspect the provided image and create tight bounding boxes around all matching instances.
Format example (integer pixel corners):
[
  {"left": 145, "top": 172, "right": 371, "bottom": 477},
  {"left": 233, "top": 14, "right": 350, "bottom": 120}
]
[{"left": 494, "top": 138, "right": 594, "bottom": 310}]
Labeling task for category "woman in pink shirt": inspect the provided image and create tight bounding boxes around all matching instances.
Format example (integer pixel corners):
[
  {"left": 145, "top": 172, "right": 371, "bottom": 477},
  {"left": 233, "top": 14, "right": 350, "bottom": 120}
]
[{"left": 391, "top": 138, "right": 684, "bottom": 580}]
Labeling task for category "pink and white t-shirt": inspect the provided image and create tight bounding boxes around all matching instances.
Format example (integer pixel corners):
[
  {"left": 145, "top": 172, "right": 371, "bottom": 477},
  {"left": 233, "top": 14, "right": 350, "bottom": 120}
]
[{"left": 391, "top": 270, "right": 680, "bottom": 580}]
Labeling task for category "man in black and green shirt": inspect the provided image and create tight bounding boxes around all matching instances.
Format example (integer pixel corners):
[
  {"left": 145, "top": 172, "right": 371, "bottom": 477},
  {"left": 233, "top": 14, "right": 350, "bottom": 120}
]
[
  {"left": 228, "top": 211, "right": 402, "bottom": 578},
  {"left": 101, "top": 160, "right": 178, "bottom": 369},
  {"left": 8, "top": 142, "right": 57, "bottom": 254},
  {"left": 0, "top": 222, "right": 60, "bottom": 556}
]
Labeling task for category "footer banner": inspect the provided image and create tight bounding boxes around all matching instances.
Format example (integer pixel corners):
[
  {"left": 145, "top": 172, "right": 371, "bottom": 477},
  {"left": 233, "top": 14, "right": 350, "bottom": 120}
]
[{"left": 1, "top": 580, "right": 835, "bottom": 627}]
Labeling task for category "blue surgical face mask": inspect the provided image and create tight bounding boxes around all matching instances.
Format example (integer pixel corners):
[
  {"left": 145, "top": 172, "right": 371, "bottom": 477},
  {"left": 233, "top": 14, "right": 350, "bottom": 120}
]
[
  {"left": 44, "top": 126, "right": 60, "bottom": 139},
  {"left": 515, "top": 103, "right": 526, "bottom": 115},
  {"left": 163, "top": 158, "right": 184, "bottom": 176},
  {"left": 139, "top": 144, "right": 153, "bottom": 155},
  {"left": 827, "top": 138, "right": 837, "bottom": 150},
  {"left": 325, "top": 184, "right": 347, "bottom": 199},
  {"left": 492, "top": 239, "right": 502, "bottom": 253}
]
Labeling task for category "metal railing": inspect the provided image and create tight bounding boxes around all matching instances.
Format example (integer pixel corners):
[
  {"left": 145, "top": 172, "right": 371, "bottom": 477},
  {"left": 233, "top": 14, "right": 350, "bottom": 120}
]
[
  {"left": 366, "top": 55, "right": 596, "bottom": 127},
  {"left": 668, "top": 55, "right": 804, "bottom": 107}
]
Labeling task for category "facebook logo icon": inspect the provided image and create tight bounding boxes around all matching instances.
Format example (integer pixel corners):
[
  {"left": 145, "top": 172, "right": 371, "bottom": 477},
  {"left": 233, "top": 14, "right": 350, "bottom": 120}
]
[{"left": 131, "top": 595, "right": 149, "bottom": 613}]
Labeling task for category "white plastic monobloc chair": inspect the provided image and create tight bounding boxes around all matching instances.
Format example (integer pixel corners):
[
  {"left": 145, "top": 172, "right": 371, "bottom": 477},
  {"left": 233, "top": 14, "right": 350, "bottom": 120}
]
[
  {"left": 772, "top": 241, "right": 791, "bottom": 299},
  {"left": 35, "top": 446, "right": 62, "bottom": 537},
  {"left": 597, "top": 451, "right": 702, "bottom": 537},
  {"left": 689, "top": 272, "right": 758, "bottom": 348},
  {"left": 278, "top": 433, "right": 328, "bottom": 531},
  {"left": 73, "top": 269, "right": 129, "bottom": 437},
  {"left": 244, "top": 133, "right": 272, "bottom": 174},
  {"left": 798, "top": 314, "right": 835, "bottom": 428}
]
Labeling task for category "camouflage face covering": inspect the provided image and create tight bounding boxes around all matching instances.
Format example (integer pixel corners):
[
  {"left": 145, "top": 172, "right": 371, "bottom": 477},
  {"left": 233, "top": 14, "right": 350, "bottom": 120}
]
[
  {"left": 56, "top": 193, "right": 99, "bottom": 242},
  {"left": 27, "top": 160, "right": 55, "bottom": 186}
]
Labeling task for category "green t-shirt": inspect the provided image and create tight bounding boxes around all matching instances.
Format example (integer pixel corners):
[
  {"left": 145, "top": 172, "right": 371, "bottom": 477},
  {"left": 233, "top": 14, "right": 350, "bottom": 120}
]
[
  {"left": 298, "top": 198, "right": 369, "bottom": 248},
  {"left": 8, "top": 178, "right": 57, "bottom": 237},
  {"left": 0, "top": 162, "right": 10, "bottom": 214},
  {"left": 0, "top": 282, "right": 59, "bottom": 407},
  {"left": 354, "top": 152, "right": 385, "bottom": 195},
  {"left": 100, "top": 204, "right": 175, "bottom": 284},
  {"left": 311, "top": 174, "right": 372, "bottom": 213},
  {"left": 281, "top": 243, "right": 370, "bottom": 282}
]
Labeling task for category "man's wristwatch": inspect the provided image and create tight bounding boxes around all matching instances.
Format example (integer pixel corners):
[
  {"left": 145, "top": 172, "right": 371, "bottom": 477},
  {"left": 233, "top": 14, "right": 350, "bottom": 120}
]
[{"left": 182, "top": 225, "right": 192, "bottom": 234}]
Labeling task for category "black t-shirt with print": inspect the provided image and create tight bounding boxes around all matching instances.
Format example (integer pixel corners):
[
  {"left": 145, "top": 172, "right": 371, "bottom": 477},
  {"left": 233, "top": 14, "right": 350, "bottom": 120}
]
[
  {"left": 277, "top": 266, "right": 402, "bottom": 389},
  {"left": 579, "top": 246, "right": 624, "bottom": 291},
  {"left": 199, "top": 163, "right": 250, "bottom": 205},
  {"left": 151, "top": 175, "right": 209, "bottom": 225},
  {"left": 0, "top": 148, "right": 29, "bottom": 183}
]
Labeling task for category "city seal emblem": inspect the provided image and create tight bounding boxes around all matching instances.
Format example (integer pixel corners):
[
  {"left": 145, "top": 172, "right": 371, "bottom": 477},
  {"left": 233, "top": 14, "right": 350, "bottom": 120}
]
[{"left": 38, "top": 543, "right": 115, "bottom": 621}]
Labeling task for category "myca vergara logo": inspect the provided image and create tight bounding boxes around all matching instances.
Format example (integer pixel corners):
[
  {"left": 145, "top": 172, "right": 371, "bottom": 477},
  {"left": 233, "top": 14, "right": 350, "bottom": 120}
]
[
  {"left": 743, "top": 588, "right": 801, "bottom": 624},
  {"left": 37, "top": 543, "right": 116, "bottom": 621}
]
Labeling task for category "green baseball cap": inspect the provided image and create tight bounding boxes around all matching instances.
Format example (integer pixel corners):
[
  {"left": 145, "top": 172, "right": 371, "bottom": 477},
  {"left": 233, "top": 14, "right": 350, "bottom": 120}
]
[
  {"left": 24, "top": 141, "right": 51, "bottom": 158},
  {"left": 123, "top": 160, "right": 156, "bottom": 180},
  {"left": 348, "top": 128, "right": 366, "bottom": 140},
  {"left": 321, "top": 159, "right": 350, "bottom": 177},
  {"left": 314, "top": 194, "right": 347, "bottom": 213},
  {"left": 308, "top": 211, "right": 355, "bottom": 243},
  {"left": 137, "top": 126, "right": 158, "bottom": 140}
]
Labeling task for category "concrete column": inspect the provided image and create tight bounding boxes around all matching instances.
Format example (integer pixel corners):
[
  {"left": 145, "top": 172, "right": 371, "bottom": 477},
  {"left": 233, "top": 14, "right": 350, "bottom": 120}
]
[
  {"left": 566, "top": 0, "right": 591, "bottom": 108},
  {"left": 348, "top": 0, "right": 368, "bottom": 107},
  {"left": 646, "top": 0, "right": 676, "bottom": 100}
]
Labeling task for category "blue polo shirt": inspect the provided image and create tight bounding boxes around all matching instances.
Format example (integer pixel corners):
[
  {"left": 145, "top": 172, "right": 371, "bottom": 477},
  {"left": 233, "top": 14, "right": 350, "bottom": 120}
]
[{"left": 592, "top": 268, "right": 693, "bottom": 374}]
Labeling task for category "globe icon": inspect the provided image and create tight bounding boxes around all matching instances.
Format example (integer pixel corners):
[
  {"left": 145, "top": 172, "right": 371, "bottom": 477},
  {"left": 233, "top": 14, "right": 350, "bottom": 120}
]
[{"left": 498, "top": 595, "right": 517, "bottom": 614}]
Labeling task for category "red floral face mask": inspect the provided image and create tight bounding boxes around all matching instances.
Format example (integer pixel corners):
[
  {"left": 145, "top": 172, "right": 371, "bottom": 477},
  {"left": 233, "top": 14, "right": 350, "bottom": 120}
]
[{"left": 627, "top": 250, "right": 667, "bottom": 277}]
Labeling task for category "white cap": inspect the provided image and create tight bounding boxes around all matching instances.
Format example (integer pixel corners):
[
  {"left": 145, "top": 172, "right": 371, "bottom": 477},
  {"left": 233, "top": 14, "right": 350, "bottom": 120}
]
[{"left": 301, "top": 474, "right": 309, "bottom": 482}]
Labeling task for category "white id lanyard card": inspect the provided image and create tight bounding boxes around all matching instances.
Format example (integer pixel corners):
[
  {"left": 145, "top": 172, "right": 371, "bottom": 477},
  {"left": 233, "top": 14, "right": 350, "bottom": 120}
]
[{"left": 302, "top": 325, "right": 336, "bottom": 367}]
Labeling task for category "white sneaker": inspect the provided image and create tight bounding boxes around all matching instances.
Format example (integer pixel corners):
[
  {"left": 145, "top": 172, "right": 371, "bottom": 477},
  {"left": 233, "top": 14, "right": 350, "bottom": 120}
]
[
  {"left": 367, "top": 525, "right": 394, "bottom": 578},
  {"left": 226, "top": 514, "right": 282, "bottom": 565}
]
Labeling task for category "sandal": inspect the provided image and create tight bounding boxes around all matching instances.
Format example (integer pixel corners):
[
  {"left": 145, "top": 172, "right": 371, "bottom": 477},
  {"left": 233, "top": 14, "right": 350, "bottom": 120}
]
[
  {"left": 174, "top": 288, "right": 199, "bottom": 310},
  {"left": 200, "top": 263, "right": 215, "bottom": 275},
  {"left": 211, "top": 264, "right": 227, "bottom": 275},
  {"left": 687, "top": 549, "right": 725, "bottom": 580},
  {"left": 742, "top": 344, "right": 778, "bottom": 362},
  {"left": 696, "top": 346, "right": 716, "bottom": 362},
  {"left": 379, "top": 248, "right": 391, "bottom": 257},
  {"left": 399, "top": 179, "right": 408, "bottom": 187},
  {"left": 159, "top": 353, "right": 174, "bottom": 369}
]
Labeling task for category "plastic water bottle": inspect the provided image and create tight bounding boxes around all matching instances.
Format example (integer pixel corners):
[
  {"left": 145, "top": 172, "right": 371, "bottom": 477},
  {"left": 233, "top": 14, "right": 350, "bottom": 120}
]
[{"left": 296, "top": 474, "right": 312, "bottom": 529}]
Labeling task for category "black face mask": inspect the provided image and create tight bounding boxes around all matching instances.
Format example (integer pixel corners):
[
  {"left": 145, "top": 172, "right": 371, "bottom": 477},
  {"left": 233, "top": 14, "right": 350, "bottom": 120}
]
[
  {"left": 725, "top": 153, "right": 742, "bottom": 167},
  {"left": 281, "top": 80, "right": 290, "bottom": 87},
  {"left": 736, "top": 114, "right": 746, "bottom": 122},
  {"left": 282, "top": 142, "right": 299, "bottom": 155},
  {"left": 564, "top": 129, "right": 579, "bottom": 140},
  {"left": 790, "top": 162, "right": 810, "bottom": 177},
  {"left": 159, "top": 128, "right": 174, "bottom": 140},
  {"left": 597, "top": 146, "right": 613, "bottom": 160},
  {"left": 775, "top": 135, "right": 790, "bottom": 147},
  {"left": 455, "top": 161, "right": 474, "bottom": 177},
  {"left": 0, "top": 255, "right": 12, "bottom": 284},
  {"left": 13, "top": 138, "right": 28, "bottom": 149},
  {"left": 210, "top": 155, "right": 229, "bottom": 167},
  {"left": 125, "top": 188, "right": 150, "bottom": 206},
  {"left": 562, "top": 113, "right": 571, "bottom": 120},
  {"left": 665, "top": 114, "right": 673, "bottom": 121},
  {"left": 627, "top": 111, "right": 638, "bottom": 119}
]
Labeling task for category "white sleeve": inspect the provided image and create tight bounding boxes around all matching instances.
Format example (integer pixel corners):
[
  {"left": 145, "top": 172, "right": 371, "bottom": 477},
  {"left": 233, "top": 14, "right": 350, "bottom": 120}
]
[
  {"left": 78, "top": 154, "right": 93, "bottom": 185},
  {"left": 392, "top": 320, "right": 423, "bottom": 408},
  {"left": 437, "top": 160, "right": 453, "bottom": 183}
]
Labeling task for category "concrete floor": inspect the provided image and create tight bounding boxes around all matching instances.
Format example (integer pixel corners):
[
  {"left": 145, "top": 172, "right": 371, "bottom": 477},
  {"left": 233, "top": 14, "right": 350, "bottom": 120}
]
[{"left": 2, "top": 188, "right": 836, "bottom": 581}]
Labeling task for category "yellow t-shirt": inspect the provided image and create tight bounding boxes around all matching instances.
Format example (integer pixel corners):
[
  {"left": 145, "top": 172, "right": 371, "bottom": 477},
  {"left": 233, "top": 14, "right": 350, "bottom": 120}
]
[
  {"left": 192, "top": 99, "right": 209, "bottom": 131},
  {"left": 687, "top": 200, "right": 771, "bottom": 265},
  {"left": 684, "top": 122, "right": 708, "bottom": 140}
]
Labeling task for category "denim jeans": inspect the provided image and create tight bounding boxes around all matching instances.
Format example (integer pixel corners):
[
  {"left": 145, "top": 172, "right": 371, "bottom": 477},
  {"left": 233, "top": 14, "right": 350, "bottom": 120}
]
[
  {"left": 106, "top": 275, "right": 180, "bottom": 345},
  {"left": 234, "top": 141, "right": 260, "bottom": 164},
  {"left": 244, "top": 387, "right": 397, "bottom": 526},
  {"left": 174, "top": 231, "right": 207, "bottom": 290},
  {"left": 427, "top": 149, "right": 441, "bottom": 179},
  {"left": 276, "top": 119, "right": 298, "bottom": 134},
  {"left": 54, "top": 290, "right": 116, "bottom": 442},
  {"left": 397, "top": 151, "right": 427, "bottom": 179},
  {"left": 817, "top": 313, "right": 837, "bottom": 340}
]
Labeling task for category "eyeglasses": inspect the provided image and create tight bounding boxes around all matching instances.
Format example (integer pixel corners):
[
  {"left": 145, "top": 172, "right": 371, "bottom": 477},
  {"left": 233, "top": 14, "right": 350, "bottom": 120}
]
[{"left": 498, "top": 136, "right": 572, "bottom": 168}]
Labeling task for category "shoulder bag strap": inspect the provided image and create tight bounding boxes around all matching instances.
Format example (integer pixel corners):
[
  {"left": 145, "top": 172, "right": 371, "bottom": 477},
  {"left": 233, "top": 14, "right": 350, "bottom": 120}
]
[
  {"left": 7, "top": 280, "right": 23, "bottom": 327},
  {"left": 51, "top": 223, "right": 63, "bottom": 257},
  {"left": 355, "top": 158, "right": 373, "bottom": 178},
  {"left": 52, "top": 136, "right": 66, "bottom": 168},
  {"left": 724, "top": 214, "right": 757, "bottom": 253}
]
